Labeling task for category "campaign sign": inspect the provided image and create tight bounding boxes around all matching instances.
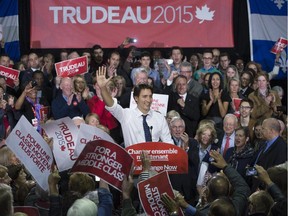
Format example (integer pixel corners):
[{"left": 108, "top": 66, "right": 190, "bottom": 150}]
[
  {"left": 71, "top": 140, "right": 134, "bottom": 191},
  {"left": 5, "top": 116, "right": 53, "bottom": 190},
  {"left": 42, "top": 117, "right": 78, "bottom": 172},
  {"left": 126, "top": 142, "right": 188, "bottom": 175},
  {"left": 271, "top": 37, "right": 288, "bottom": 54},
  {"left": 138, "top": 171, "right": 184, "bottom": 216},
  {"left": 0, "top": 65, "right": 20, "bottom": 88},
  {"left": 39, "top": 106, "right": 50, "bottom": 122},
  {"left": 74, "top": 124, "right": 115, "bottom": 156},
  {"left": 129, "top": 92, "right": 169, "bottom": 115},
  {"left": 55, "top": 56, "right": 88, "bottom": 77}
]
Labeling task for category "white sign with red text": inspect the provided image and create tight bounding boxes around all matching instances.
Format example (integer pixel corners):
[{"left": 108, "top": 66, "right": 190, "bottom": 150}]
[
  {"left": 55, "top": 56, "right": 88, "bottom": 77},
  {"left": 129, "top": 92, "right": 168, "bottom": 115},
  {"left": 42, "top": 117, "right": 79, "bottom": 171},
  {"left": 5, "top": 116, "right": 53, "bottom": 190},
  {"left": 74, "top": 124, "right": 115, "bottom": 156}
]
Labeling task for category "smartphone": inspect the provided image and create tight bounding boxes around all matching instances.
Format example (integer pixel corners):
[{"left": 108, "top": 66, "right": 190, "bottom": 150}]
[
  {"left": 245, "top": 167, "right": 257, "bottom": 176},
  {"left": 128, "top": 38, "right": 137, "bottom": 43},
  {"left": 31, "top": 80, "right": 38, "bottom": 88}
]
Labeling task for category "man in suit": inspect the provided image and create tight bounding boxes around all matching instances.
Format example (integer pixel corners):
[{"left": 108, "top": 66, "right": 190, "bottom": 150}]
[
  {"left": 216, "top": 114, "right": 238, "bottom": 156},
  {"left": 255, "top": 118, "right": 287, "bottom": 169},
  {"left": 168, "top": 75, "right": 200, "bottom": 137}
]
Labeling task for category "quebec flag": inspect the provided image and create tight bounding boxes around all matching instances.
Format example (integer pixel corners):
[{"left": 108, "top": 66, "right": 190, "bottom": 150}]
[
  {"left": 247, "top": 0, "right": 287, "bottom": 79},
  {"left": 0, "top": 0, "right": 20, "bottom": 61}
]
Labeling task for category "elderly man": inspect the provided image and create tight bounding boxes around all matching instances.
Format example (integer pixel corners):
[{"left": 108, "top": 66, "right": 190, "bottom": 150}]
[
  {"left": 96, "top": 66, "right": 173, "bottom": 147},
  {"left": 52, "top": 77, "right": 90, "bottom": 120},
  {"left": 216, "top": 114, "right": 238, "bottom": 156}
]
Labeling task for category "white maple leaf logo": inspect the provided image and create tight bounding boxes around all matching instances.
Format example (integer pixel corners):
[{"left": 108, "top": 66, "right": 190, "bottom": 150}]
[{"left": 195, "top": 4, "right": 215, "bottom": 24}]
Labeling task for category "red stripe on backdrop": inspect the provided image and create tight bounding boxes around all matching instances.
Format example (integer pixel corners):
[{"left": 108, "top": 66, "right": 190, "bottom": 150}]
[{"left": 30, "top": 0, "right": 233, "bottom": 48}]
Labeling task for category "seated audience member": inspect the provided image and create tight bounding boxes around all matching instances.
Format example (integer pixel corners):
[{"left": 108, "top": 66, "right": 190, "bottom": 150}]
[
  {"left": 201, "top": 72, "right": 230, "bottom": 129},
  {"left": 239, "top": 69, "right": 254, "bottom": 98},
  {"left": 216, "top": 114, "right": 238, "bottom": 157},
  {"left": 0, "top": 164, "right": 12, "bottom": 185},
  {"left": 15, "top": 81, "right": 49, "bottom": 132},
  {"left": 73, "top": 75, "right": 92, "bottom": 101},
  {"left": 51, "top": 77, "right": 90, "bottom": 120},
  {"left": 96, "top": 66, "right": 173, "bottom": 147},
  {"left": 161, "top": 150, "right": 250, "bottom": 216},
  {"left": 238, "top": 98, "right": 255, "bottom": 140},
  {"left": 0, "top": 146, "right": 20, "bottom": 167},
  {"left": 224, "top": 127, "right": 254, "bottom": 179},
  {"left": 168, "top": 75, "right": 200, "bottom": 137},
  {"left": 0, "top": 183, "right": 14, "bottom": 216},
  {"left": 7, "top": 164, "right": 35, "bottom": 206},
  {"left": 248, "top": 72, "right": 282, "bottom": 120},
  {"left": 87, "top": 77, "right": 122, "bottom": 143}
]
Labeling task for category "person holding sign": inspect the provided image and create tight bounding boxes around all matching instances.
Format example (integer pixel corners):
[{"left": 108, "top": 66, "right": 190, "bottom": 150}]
[{"left": 96, "top": 66, "right": 173, "bottom": 147}]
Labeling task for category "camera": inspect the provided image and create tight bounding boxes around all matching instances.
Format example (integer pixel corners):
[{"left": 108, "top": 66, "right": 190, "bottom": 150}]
[
  {"left": 128, "top": 37, "right": 137, "bottom": 43},
  {"left": 31, "top": 80, "right": 38, "bottom": 88},
  {"left": 245, "top": 167, "right": 257, "bottom": 176}
]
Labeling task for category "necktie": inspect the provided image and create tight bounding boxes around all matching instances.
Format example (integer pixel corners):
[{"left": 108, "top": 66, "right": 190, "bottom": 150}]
[
  {"left": 223, "top": 136, "right": 230, "bottom": 156},
  {"left": 142, "top": 115, "right": 152, "bottom": 142}
]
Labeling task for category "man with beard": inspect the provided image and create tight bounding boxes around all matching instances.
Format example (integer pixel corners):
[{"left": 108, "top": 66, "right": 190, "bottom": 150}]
[{"left": 91, "top": 44, "right": 105, "bottom": 69}]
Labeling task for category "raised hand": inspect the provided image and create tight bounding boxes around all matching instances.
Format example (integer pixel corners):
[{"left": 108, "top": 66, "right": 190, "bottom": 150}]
[{"left": 96, "top": 66, "right": 111, "bottom": 89}]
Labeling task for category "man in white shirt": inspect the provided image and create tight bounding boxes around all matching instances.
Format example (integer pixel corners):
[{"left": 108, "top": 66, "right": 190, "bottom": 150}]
[{"left": 96, "top": 66, "right": 173, "bottom": 147}]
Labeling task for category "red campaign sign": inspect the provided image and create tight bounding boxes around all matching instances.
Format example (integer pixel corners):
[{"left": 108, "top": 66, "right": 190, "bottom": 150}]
[
  {"left": 30, "top": 0, "right": 233, "bottom": 48},
  {"left": 40, "top": 106, "right": 50, "bottom": 122},
  {"left": 0, "top": 65, "right": 19, "bottom": 88},
  {"left": 126, "top": 142, "right": 188, "bottom": 175},
  {"left": 55, "top": 56, "right": 88, "bottom": 77},
  {"left": 138, "top": 171, "right": 184, "bottom": 216},
  {"left": 71, "top": 140, "right": 134, "bottom": 191},
  {"left": 271, "top": 37, "right": 288, "bottom": 54}
]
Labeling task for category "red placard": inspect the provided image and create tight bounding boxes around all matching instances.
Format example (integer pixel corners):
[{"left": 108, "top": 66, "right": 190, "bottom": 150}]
[
  {"left": 126, "top": 142, "right": 188, "bottom": 175},
  {"left": 40, "top": 106, "right": 50, "bottom": 122},
  {"left": 271, "top": 37, "right": 288, "bottom": 54},
  {"left": 0, "top": 65, "right": 19, "bottom": 88},
  {"left": 30, "top": 0, "right": 233, "bottom": 48},
  {"left": 138, "top": 171, "right": 184, "bottom": 216},
  {"left": 55, "top": 56, "right": 88, "bottom": 77},
  {"left": 71, "top": 140, "right": 134, "bottom": 191}
]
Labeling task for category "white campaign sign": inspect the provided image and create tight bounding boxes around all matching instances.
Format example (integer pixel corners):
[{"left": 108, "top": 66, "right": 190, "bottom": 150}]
[
  {"left": 42, "top": 117, "right": 79, "bottom": 172},
  {"left": 6, "top": 116, "right": 53, "bottom": 190},
  {"left": 129, "top": 92, "right": 169, "bottom": 116},
  {"left": 74, "top": 124, "right": 116, "bottom": 156}
]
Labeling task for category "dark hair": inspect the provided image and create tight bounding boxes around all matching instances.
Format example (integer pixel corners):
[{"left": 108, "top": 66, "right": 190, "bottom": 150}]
[
  {"left": 7, "top": 164, "right": 23, "bottom": 181},
  {"left": 171, "top": 46, "right": 184, "bottom": 55},
  {"left": 220, "top": 52, "right": 230, "bottom": 60},
  {"left": 209, "top": 197, "right": 236, "bottom": 216},
  {"left": 133, "top": 83, "right": 153, "bottom": 98},
  {"left": 240, "top": 98, "right": 254, "bottom": 109},
  {"left": 208, "top": 176, "right": 230, "bottom": 200},
  {"left": 92, "top": 44, "right": 102, "bottom": 50},
  {"left": 208, "top": 72, "right": 224, "bottom": 90},
  {"left": 235, "top": 127, "right": 249, "bottom": 139},
  {"left": 108, "top": 50, "right": 120, "bottom": 59},
  {"left": 241, "top": 69, "right": 254, "bottom": 85},
  {"left": 140, "top": 51, "right": 151, "bottom": 59},
  {"left": 32, "top": 70, "right": 44, "bottom": 79},
  {"left": 267, "top": 166, "right": 287, "bottom": 196},
  {"left": 202, "top": 49, "right": 213, "bottom": 55}
]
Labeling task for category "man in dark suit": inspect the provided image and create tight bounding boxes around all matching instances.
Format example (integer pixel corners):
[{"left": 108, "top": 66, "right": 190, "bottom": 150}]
[
  {"left": 255, "top": 118, "right": 287, "bottom": 169},
  {"left": 240, "top": 70, "right": 254, "bottom": 98},
  {"left": 168, "top": 75, "right": 200, "bottom": 137}
]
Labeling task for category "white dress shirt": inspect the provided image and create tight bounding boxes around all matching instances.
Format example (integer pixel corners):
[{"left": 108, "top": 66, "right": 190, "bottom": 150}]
[
  {"left": 220, "top": 131, "right": 236, "bottom": 155},
  {"left": 106, "top": 98, "right": 173, "bottom": 147}
]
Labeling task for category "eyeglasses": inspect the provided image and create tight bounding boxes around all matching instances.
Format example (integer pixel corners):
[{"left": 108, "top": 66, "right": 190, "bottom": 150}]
[{"left": 240, "top": 106, "right": 251, "bottom": 110}]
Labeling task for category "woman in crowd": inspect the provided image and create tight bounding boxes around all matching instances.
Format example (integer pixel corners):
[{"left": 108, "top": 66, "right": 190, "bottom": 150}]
[
  {"left": 224, "top": 127, "right": 254, "bottom": 179},
  {"left": 0, "top": 146, "right": 21, "bottom": 167},
  {"left": 223, "top": 65, "right": 239, "bottom": 90},
  {"left": 201, "top": 72, "right": 230, "bottom": 129},
  {"left": 189, "top": 53, "right": 203, "bottom": 71},
  {"left": 14, "top": 81, "right": 49, "bottom": 132},
  {"left": 248, "top": 72, "right": 282, "bottom": 120},
  {"left": 227, "top": 78, "right": 244, "bottom": 115},
  {"left": 73, "top": 75, "right": 92, "bottom": 101},
  {"left": 113, "top": 75, "right": 128, "bottom": 99}
]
